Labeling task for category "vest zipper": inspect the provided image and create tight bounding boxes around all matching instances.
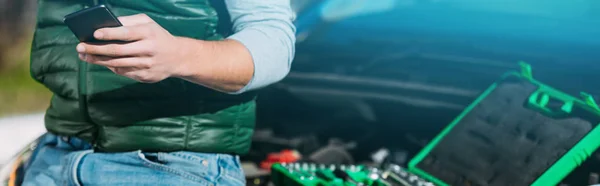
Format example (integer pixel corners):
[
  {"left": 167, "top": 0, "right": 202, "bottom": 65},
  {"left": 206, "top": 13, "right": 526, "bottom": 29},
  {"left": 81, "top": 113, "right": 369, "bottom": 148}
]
[
  {"left": 78, "top": 61, "right": 89, "bottom": 122},
  {"left": 80, "top": 1, "right": 97, "bottom": 146}
]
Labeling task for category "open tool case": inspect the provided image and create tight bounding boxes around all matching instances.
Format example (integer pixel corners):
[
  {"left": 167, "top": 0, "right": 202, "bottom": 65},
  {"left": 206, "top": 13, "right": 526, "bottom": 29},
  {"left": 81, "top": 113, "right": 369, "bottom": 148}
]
[
  {"left": 271, "top": 164, "right": 383, "bottom": 186},
  {"left": 271, "top": 163, "right": 434, "bottom": 186},
  {"left": 408, "top": 63, "right": 600, "bottom": 186}
]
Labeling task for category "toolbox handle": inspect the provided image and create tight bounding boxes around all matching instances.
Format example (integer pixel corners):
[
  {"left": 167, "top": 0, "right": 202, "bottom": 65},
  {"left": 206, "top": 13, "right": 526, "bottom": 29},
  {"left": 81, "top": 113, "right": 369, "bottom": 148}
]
[{"left": 527, "top": 90, "right": 574, "bottom": 117}]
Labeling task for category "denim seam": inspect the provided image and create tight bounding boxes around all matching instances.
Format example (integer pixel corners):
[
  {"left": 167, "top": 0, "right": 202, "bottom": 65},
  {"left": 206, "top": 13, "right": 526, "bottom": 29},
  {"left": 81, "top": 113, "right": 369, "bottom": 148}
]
[
  {"left": 168, "top": 152, "right": 207, "bottom": 162},
  {"left": 223, "top": 174, "right": 246, "bottom": 185},
  {"left": 224, "top": 156, "right": 244, "bottom": 184},
  {"left": 64, "top": 153, "right": 76, "bottom": 186},
  {"left": 214, "top": 154, "right": 224, "bottom": 186},
  {"left": 70, "top": 150, "right": 93, "bottom": 186},
  {"left": 137, "top": 151, "right": 210, "bottom": 185}
]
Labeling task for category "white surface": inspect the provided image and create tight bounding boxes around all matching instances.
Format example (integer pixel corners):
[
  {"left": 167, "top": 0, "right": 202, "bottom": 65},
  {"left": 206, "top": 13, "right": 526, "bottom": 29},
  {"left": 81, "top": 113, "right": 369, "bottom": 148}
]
[{"left": 0, "top": 112, "right": 46, "bottom": 164}]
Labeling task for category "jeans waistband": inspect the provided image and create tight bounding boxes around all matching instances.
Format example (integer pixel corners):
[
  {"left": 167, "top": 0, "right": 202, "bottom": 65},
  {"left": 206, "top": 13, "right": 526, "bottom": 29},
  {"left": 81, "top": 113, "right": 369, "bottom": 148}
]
[{"left": 56, "top": 135, "right": 93, "bottom": 150}]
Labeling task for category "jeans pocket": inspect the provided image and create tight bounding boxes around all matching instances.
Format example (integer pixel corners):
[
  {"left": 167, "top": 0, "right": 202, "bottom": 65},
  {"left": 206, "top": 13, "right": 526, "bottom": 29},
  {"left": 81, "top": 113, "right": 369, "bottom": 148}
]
[
  {"left": 215, "top": 155, "right": 245, "bottom": 185},
  {"left": 136, "top": 151, "right": 212, "bottom": 185}
]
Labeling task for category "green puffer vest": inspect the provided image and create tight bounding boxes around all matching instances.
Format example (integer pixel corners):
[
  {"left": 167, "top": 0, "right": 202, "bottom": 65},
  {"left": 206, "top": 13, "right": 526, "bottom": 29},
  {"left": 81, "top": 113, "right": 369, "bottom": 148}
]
[{"left": 31, "top": 0, "right": 256, "bottom": 154}]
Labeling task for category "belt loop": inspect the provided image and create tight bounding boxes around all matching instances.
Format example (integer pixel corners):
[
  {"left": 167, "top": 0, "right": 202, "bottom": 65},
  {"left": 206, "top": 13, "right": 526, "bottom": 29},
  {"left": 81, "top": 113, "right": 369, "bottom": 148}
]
[{"left": 92, "top": 143, "right": 101, "bottom": 153}]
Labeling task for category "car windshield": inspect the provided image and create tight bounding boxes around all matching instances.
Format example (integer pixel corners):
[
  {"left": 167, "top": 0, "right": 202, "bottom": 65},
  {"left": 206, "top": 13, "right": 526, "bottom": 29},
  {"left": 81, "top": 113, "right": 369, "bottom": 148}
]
[
  {"left": 305, "top": 0, "right": 599, "bottom": 22},
  {"left": 293, "top": 0, "right": 600, "bottom": 46}
]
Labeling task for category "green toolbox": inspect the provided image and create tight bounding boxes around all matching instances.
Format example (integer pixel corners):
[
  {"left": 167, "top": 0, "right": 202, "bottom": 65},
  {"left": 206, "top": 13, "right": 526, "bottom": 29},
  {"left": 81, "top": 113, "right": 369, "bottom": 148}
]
[
  {"left": 271, "top": 163, "right": 435, "bottom": 186},
  {"left": 408, "top": 62, "right": 600, "bottom": 186}
]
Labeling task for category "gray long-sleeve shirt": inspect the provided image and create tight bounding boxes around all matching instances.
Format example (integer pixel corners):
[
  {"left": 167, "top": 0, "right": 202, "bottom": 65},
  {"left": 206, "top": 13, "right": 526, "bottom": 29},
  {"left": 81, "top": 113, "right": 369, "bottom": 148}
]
[{"left": 224, "top": 0, "right": 297, "bottom": 94}]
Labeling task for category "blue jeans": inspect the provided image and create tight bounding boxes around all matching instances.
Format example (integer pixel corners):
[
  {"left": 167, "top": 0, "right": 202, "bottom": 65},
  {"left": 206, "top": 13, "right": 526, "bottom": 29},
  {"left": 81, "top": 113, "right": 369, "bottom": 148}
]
[{"left": 21, "top": 133, "right": 246, "bottom": 186}]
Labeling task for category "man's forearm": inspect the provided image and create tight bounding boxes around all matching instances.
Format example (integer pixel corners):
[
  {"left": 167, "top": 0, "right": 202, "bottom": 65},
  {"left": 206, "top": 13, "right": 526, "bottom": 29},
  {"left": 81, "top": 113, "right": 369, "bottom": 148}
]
[
  {"left": 171, "top": 0, "right": 295, "bottom": 94},
  {"left": 173, "top": 37, "right": 254, "bottom": 93}
]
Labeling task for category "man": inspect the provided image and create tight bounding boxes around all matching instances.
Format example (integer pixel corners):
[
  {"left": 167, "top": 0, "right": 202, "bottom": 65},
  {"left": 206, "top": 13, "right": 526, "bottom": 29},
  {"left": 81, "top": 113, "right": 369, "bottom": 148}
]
[{"left": 22, "top": 0, "right": 295, "bottom": 185}]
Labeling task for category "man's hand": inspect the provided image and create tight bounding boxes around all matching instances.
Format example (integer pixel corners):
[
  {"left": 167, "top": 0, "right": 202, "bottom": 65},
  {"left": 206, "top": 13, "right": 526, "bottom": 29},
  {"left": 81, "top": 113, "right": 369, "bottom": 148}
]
[
  {"left": 77, "top": 14, "right": 186, "bottom": 83},
  {"left": 77, "top": 13, "right": 260, "bottom": 93}
]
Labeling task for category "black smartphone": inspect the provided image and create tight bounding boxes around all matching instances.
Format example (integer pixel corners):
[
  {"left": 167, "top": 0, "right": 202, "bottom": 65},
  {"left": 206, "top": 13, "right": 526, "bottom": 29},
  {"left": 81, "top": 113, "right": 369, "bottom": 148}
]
[{"left": 63, "top": 5, "right": 122, "bottom": 43}]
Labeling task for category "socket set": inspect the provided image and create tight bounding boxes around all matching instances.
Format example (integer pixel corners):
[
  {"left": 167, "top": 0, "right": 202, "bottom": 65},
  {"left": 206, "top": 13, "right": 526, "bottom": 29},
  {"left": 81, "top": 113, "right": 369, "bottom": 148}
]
[{"left": 270, "top": 163, "right": 435, "bottom": 186}]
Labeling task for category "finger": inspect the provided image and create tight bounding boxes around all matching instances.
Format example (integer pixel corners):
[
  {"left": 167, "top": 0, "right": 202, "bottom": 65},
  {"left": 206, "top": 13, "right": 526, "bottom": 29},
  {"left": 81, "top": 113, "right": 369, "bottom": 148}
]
[
  {"left": 79, "top": 53, "right": 113, "bottom": 62},
  {"left": 82, "top": 55, "right": 150, "bottom": 68},
  {"left": 113, "top": 67, "right": 137, "bottom": 75},
  {"left": 94, "top": 24, "right": 150, "bottom": 41},
  {"left": 107, "top": 67, "right": 118, "bottom": 73},
  {"left": 118, "top": 14, "right": 154, "bottom": 26},
  {"left": 77, "top": 42, "right": 149, "bottom": 57}
]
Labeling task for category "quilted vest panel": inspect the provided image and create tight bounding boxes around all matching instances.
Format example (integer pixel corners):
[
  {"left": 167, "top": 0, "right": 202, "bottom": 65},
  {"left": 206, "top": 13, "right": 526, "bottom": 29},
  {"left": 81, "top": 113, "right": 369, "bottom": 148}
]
[{"left": 31, "top": 0, "right": 256, "bottom": 154}]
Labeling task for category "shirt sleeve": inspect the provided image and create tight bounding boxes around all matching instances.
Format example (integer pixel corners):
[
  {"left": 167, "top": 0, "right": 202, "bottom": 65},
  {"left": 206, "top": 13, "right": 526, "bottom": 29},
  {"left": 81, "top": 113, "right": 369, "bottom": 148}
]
[{"left": 224, "top": 0, "right": 297, "bottom": 94}]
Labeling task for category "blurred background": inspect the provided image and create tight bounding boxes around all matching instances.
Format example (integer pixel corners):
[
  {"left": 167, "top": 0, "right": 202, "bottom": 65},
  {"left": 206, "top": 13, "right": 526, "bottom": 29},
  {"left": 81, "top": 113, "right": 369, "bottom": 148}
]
[{"left": 0, "top": 0, "right": 51, "bottom": 117}]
